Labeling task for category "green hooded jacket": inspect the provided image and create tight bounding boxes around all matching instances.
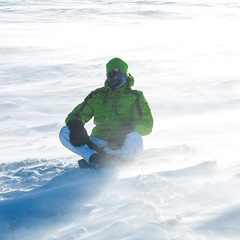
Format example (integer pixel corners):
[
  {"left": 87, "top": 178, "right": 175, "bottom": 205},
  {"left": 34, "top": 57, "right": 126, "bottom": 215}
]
[{"left": 65, "top": 58, "right": 153, "bottom": 141}]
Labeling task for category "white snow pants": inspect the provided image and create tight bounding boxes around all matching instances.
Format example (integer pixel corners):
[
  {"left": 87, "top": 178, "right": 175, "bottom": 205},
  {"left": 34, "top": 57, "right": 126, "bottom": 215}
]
[{"left": 59, "top": 126, "right": 143, "bottom": 163}]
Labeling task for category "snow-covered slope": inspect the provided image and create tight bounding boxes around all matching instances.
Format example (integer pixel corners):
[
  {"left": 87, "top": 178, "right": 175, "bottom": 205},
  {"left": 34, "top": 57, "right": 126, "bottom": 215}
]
[
  {"left": 1, "top": 0, "right": 240, "bottom": 239},
  {"left": 1, "top": 152, "right": 240, "bottom": 240}
]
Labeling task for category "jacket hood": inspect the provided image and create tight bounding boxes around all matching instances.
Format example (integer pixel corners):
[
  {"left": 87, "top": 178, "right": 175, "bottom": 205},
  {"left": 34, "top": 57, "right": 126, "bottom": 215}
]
[
  {"left": 105, "top": 57, "right": 134, "bottom": 90},
  {"left": 106, "top": 57, "right": 129, "bottom": 75}
]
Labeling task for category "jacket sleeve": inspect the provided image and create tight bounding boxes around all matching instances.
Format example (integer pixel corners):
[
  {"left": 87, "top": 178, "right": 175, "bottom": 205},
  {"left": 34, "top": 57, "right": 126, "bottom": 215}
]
[
  {"left": 65, "top": 92, "right": 94, "bottom": 125},
  {"left": 132, "top": 91, "right": 153, "bottom": 136}
]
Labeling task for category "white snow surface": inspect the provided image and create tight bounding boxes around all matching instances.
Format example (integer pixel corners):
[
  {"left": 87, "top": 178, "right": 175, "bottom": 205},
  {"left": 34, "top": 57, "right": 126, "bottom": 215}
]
[{"left": 1, "top": 0, "right": 240, "bottom": 239}]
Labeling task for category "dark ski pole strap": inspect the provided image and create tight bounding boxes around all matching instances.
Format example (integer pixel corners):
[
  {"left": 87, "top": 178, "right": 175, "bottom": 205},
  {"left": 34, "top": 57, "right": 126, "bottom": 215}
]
[{"left": 86, "top": 140, "right": 106, "bottom": 154}]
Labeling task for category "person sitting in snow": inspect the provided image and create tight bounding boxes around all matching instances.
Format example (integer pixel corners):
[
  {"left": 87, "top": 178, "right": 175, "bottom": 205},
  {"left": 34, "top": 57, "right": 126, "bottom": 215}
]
[{"left": 59, "top": 57, "right": 153, "bottom": 168}]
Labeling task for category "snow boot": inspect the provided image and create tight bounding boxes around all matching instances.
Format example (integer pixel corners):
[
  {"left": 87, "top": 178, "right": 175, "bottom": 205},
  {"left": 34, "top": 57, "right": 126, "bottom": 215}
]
[{"left": 78, "top": 159, "right": 94, "bottom": 169}]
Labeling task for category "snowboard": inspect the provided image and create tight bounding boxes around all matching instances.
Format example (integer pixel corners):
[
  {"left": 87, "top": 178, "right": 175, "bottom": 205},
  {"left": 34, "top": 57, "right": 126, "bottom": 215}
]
[{"left": 77, "top": 158, "right": 125, "bottom": 169}]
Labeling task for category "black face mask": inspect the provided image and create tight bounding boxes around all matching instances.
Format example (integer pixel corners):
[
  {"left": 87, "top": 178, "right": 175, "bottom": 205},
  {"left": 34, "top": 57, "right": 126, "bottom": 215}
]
[{"left": 108, "top": 71, "right": 128, "bottom": 89}]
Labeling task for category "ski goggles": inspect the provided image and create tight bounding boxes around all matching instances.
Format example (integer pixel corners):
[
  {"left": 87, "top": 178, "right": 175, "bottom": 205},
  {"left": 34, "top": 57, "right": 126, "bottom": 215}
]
[{"left": 108, "top": 70, "right": 128, "bottom": 89}]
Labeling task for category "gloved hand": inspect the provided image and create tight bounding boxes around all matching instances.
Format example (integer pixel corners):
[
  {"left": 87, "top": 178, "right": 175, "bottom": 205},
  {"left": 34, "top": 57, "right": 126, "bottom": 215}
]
[
  {"left": 67, "top": 120, "right": 89, "bottom": 147},
  {"left": 107, "top": 123, "right": 134, "bottom": 150}
]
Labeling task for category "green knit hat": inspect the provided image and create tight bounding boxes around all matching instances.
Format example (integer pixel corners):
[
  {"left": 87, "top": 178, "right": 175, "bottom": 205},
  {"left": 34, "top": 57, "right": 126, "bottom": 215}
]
[{"left": 106, "top": 57, "right": 128, "bottom": 76}]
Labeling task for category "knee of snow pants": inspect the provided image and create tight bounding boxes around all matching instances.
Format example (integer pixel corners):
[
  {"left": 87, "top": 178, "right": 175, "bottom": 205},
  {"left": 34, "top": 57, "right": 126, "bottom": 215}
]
[
  {"left": 103, "top": 131, "right": 143, "bottom": 160},
  {"left": 59, "top": 126, "right": 97, "bottom": 163}
]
